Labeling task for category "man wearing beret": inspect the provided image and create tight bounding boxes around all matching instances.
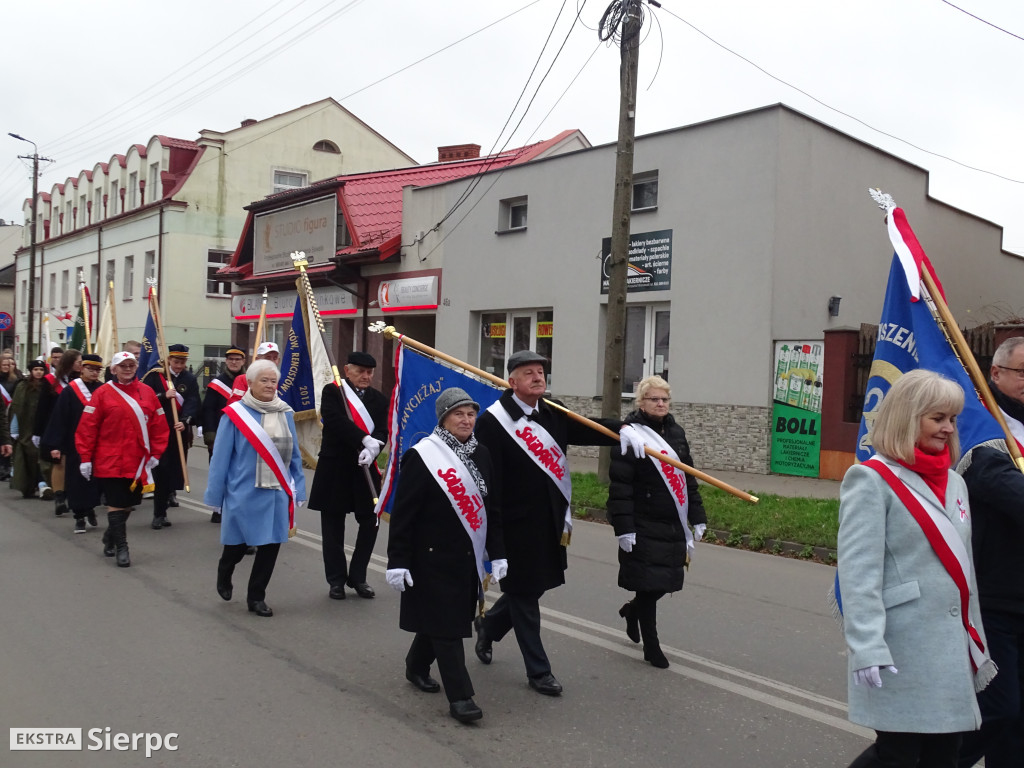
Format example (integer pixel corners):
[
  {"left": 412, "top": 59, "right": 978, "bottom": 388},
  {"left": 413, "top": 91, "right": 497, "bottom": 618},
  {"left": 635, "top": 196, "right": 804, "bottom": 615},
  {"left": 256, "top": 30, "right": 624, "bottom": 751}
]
[
  {"left": 202, "top": 347, "right": 247, "bottom": 475},
  {"left": 308, "top": 350, "right": 389, "bottom": 600},
  {"left": 472, "top": 350, "right": 646, "bottom": 696},
  {"left": 142, "top": 343, "right": 200, "bottom": 529}
]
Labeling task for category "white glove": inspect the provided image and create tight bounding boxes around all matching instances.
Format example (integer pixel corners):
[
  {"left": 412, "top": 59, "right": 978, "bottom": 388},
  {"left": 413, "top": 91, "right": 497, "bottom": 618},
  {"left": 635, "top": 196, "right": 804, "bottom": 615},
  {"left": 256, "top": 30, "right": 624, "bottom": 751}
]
[
  {"left": 210, "top": 507, "right": 221, "bottom": 515},
  {"left": 618, "top": 425, "right": 646, "bottom": 457},
  {"left": 10, "top": 433, "right": 17, "bottom": 441},
  {"left": 386, "top": 568, "right": 414, "bottom": 592},
  {"left": 80, "top": 462, "right": 93, "bottom": 480},
  {"left": 693, "top": 524, "right": 706, "bottom": 542},
  {"left": 853, "top": 665, "right": 898, "bottom": 688},
  {"left": 296, "top": 500, "right": 306, "bottom": 508},
  {"left": 617, "top": 533, "right": 636, "bottom": 553},
  {"left": 490, "top": 559, "right": 508, "bottom": 583},
  {"left": 31, "top": 435, "right": 40, "bottom": 447},
  {"left": 145, "top": 457, "right": 160, "bottom": 471},
  {"left": 361, "top": 435, "right": 382, "bottom": 459},
  {"left": 357, "top": 448, "right": 374, "bottom": 467},
  {"left": 196, "top": 427, "right": 203, "bottom": 438}
]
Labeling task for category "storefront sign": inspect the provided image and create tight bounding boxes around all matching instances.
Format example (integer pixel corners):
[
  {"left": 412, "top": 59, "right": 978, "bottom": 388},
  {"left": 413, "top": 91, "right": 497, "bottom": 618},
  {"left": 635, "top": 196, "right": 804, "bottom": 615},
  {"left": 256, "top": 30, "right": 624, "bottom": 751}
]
[
  {"left": 253, "top": 196, "right": 337, "bottom": 275},
  {"left": 600, "top": 229, "right": 672, "bottom": 294},
  {"left": 378, "top": 276, "right": 438, "bottom": 311},
  {"left": 770, "top": 341, "right": 824, "bottom": 477},
  {"left": 232, "top": 286, "right": 356, "bottom": 319}
]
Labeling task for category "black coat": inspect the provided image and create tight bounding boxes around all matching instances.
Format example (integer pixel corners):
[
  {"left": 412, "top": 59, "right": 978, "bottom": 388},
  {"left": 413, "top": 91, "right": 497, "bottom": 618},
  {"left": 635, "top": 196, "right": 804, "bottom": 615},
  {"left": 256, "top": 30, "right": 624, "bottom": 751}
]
[
  {"left": 474, "top": 389, "right": 620, "bottom": 594},
  {"left": 960, "top": 444, "right": 1024, "bottom": 617},
  {"left": 607, "top": 410, "right": 707, "bottom": 593},
  {"left": 143, "top": 367, "right": 200, "bottom": 486},
  {"left": 308, "top": 381, "right": 389, "bottom": 515},
  {"left": 39, "top": 380, "right": 102, "bottom": 510},
  {"left": 387, "top": 442, "right": 504, "bottom": 637},
  {"left": 201, "top": 371, "right": 238, "bottom": 433}
]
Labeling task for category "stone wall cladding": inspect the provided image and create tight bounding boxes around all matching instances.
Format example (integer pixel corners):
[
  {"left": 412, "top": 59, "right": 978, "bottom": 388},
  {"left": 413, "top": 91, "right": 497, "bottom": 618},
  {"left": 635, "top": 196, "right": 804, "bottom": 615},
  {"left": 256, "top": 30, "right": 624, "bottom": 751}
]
[{"left": 556, "top": 395, "right": 771, "bottom": 474}]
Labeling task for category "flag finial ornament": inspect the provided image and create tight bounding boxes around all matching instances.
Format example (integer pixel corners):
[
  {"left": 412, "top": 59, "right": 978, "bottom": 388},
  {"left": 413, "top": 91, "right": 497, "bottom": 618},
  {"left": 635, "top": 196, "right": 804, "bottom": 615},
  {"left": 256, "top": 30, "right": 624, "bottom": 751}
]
[
  {"left": 869, "top": 188, "right": 896, "bottom": 213},
  {"left": 368, "top": 321, "right": 390, "bottom": 335}
]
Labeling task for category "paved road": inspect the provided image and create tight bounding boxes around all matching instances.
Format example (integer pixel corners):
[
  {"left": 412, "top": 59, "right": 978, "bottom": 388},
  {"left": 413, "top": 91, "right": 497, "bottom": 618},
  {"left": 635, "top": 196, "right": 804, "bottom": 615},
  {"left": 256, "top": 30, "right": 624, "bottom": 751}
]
[{"left": 1, "top": 453, "right": 869, "bottom": 767}]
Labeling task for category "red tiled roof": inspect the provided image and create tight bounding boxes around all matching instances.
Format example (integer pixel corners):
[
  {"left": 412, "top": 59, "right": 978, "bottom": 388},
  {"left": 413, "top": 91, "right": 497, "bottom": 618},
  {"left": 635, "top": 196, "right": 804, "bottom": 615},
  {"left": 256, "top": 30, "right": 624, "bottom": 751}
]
[{"left": 155, "top": 135, "right": 201, "bottom": 151}]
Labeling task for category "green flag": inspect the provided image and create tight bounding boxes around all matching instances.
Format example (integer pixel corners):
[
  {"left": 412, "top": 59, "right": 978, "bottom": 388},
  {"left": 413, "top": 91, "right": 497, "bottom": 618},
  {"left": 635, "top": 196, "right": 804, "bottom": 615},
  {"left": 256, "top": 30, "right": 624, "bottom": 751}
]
[{"left": 68, "top": 287, "right": 90, "bottom": 353}]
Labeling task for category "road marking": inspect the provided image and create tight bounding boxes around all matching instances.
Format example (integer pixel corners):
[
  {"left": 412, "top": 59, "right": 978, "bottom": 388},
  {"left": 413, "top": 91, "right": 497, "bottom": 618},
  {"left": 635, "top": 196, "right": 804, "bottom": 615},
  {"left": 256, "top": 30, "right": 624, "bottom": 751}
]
[{"left": 179, "top": 498, "right": 870, "bottom": 740}]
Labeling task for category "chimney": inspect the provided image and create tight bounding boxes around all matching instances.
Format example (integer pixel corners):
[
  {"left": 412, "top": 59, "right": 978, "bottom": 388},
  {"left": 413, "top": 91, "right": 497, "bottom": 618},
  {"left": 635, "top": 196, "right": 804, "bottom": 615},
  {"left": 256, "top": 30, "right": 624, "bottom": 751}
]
[
  {"left": 437, "top": 143, "right": 481, "bottom": 162},
  {"left": 241, "top": 119, "right": 257, "bottom": 127}
]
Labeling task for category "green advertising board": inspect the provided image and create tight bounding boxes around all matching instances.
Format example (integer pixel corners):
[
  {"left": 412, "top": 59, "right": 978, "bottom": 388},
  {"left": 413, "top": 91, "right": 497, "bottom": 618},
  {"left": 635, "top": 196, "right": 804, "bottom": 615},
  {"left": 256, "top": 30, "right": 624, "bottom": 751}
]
[{"left": 770, "top": 341, "right": 823, "bottom": 477}]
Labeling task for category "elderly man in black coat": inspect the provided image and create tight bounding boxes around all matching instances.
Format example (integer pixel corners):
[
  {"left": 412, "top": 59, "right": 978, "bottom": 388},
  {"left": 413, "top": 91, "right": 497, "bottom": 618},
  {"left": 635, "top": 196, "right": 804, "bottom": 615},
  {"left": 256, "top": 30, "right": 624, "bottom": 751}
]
[
  {"left": 472, "top": 350, "right": 645, "bottom": 696},
  {"left": 308, "top": 351, "right": 389, "bottom": 600}
]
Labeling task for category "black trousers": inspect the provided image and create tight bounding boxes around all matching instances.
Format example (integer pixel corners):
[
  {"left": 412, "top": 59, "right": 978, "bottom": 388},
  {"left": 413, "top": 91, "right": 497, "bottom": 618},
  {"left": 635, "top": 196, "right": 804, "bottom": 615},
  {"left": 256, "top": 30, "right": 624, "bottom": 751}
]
[
  {"left": 320, "top": 509, "right": 378, "bottom": 587},
  {"left": 220, "top": 543, "right": 281, "bottom": 603},
  {"left": 406, "top": 633, "right": 474, "bottom": 702},
  {"left": 481, "top": 591, "right": 549, "bottom": 678},
  {"left": 848, "top": 731, "right": 962, "bottom": 768}
]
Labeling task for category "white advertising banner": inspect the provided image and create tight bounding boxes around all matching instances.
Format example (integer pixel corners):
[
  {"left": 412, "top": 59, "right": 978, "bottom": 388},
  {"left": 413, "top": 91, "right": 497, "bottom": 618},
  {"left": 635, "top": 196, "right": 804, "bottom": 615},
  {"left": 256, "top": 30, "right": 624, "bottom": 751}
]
[
  {"left": 377, "top": 276, "right": 438, "bottom": 311},
  {"left": 233, "top": 286, "right": 356, "bottom": 319},
  {"left": 254, "top": 196, "right": 337, "bottom": 275}
]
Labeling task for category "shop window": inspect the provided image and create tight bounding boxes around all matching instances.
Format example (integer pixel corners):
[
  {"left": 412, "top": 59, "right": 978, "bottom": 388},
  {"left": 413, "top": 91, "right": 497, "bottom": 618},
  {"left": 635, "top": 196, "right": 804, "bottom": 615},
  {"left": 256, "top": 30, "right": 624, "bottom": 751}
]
[
  {"left": 622, "top": 305, "right": 670, "bottom": 394},
  {"left": 480, "top": 309, "right": 553, "bottom": 381}
]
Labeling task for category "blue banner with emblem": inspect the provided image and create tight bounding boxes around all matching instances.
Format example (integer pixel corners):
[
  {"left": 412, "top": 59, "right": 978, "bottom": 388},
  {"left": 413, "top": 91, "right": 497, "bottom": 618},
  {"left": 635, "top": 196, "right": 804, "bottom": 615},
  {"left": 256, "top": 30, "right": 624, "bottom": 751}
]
[
  {"left": 278, "top": 296, "right": 316, "bottom": 415},
  {"left": 855, "top": 255, "right": 1003, "bottom": 462},
  {"left": 375, "top": 345, "right": 502, "bottom": 519},
  {"left": 137, "top": 307, "right": 160, "bottom": 379}
]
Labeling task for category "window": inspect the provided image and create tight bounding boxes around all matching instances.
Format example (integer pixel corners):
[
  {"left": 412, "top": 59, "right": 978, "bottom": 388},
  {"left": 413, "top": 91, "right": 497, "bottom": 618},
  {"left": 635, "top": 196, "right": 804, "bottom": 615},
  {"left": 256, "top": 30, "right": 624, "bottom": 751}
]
[
  {"left": 60, "top": 270, "right": 70, "bottom": 308},
  {"left": 479, "top": 309, "right": 553, "bottom": 380},
  {"left": 207, "top": 250, "right": 232, "bottom": 296},
  {"left": 65, "top": 202, "right": 72, "bottom": 232},
  {"left": 79, "top": 195, "right": 87, "bottom": 226},
  {"left": 149, "top": 162, "right": 160, "bottom": 200},
  {"left": 632, "top": 171, "right": 658, "bottom": 211},
  {"left": 20, "top": 280, "right": 26, "bottom": 314},
  {"left": 337, "top": 213, "right": 352, "bottom": 248},
  {"left": 105, "top": 258, "right": 116, "bottom": 287},
  {"left": 313, "top": 140, "right": 340, "bottom": 154},
  {"left": 123, "top": 255, "right": 134, "bottom": 300},
  {"left": 110, "top": 181, "right": 118, "bottom": 213},
  {"left": 48, "top": 273, "right": 56, "bottom": 308},
  {"left": 272, "top": 170, "right": 307, "bottom": 194},
  {"left": 265, "top": 321, "right": 286, "bottom": 350},
  {"left": 144, "top": 251, "right": 156, "bottom": 283},
  {"left": 89, "top": 264, "right": 99, "bottom": 299},
  {"left": 128, "top": 172, "right": 137, "bottom": 208},
  {"left": 94, "top": 189, "right": 102, "bottom": 221},
  {"left": 622, "top": 304, "right": 670, "bottom": 394},
  {"left": 498, "top": 196, "right": 528, "bottom": 232}
]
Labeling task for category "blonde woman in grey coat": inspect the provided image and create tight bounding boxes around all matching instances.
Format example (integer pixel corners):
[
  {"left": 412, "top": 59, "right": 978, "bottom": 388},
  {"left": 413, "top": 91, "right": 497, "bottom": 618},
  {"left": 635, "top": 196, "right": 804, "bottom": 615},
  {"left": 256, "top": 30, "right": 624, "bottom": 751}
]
[{"left": 838, "top": 370, "right": 995, "bottom": 768}]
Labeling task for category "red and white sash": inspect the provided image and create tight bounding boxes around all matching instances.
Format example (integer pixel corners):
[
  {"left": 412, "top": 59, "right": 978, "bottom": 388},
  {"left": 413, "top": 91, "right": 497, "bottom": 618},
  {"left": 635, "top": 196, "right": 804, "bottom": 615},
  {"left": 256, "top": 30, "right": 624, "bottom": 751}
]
[
  {"left": 106, "top": 381, "right": 159, "bottom": 493},
  {"left": 486, "top": 401, "right": 573, "bottom": 539},
  {"left": 207, "top": 377, "right": 232, "bottom": 400},
  {"left": 412, "top": 434, "right": 489, "bottom": 583},
  {"left": 0, "top": 383, "right": 11, "bottom": 407},
  {"left": 45, "top": 373, "right": 65, "bottom": 394},
  {"left": 71, "top": 378, "right": 93, "bottom": 405},
  {"left": 632, "top": 424, "right": 694, "bottom": 551},
  {"left": 864, "top": 457, "right": 994, "bottom": 687},
  {"left": 997, "top": 409, "right": 1024, "bottom": 454},
  {"left": 160, "top": 373, "right": 185, "bottom": 408},
  {"left": 341, "top": 380, "right": 375, "bottom": 435},
  {"left": 222, "top": 402, "right": 296, "bottom": 529}
]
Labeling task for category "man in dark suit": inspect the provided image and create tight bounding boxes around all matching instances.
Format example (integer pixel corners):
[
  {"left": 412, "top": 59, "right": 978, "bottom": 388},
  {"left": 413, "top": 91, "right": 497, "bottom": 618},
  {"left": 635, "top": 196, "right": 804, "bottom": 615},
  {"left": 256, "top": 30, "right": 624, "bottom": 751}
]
[
  {"left": 472, "top": 350, "right": 645, "bottom": 695},
  {"left": 201, "top": 346, "right": 246, "bottom": 470},
  {"left": 142, "top": 343, "right": 200, "bottom": 529},
  {"left": 308, "top": 351, "right": 389, "bottom": 600}
]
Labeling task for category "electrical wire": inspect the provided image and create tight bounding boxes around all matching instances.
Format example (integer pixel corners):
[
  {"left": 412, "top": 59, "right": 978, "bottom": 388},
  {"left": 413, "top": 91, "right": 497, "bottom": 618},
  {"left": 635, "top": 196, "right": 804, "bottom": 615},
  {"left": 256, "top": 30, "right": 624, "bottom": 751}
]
[
  {"left": 939, "top": 0, "right": 1024, "bottom": 42},
  {"left": 656, "top": 3, "right": 1024, "bottom": 185}
]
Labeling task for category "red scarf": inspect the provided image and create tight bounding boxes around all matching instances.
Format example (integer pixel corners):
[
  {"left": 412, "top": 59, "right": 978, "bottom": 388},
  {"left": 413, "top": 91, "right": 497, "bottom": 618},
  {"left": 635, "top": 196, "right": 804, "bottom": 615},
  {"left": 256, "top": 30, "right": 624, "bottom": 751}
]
[{"left": 895, "top": 446, "right": 950, "bottom": 504}]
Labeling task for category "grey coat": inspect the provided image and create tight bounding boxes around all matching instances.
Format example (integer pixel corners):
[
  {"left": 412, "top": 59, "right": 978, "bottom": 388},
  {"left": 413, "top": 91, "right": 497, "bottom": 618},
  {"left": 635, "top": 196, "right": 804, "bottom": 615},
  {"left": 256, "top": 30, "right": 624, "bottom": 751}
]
[{"left": 837, "top": 460, "right": 989, "bottom": 733}]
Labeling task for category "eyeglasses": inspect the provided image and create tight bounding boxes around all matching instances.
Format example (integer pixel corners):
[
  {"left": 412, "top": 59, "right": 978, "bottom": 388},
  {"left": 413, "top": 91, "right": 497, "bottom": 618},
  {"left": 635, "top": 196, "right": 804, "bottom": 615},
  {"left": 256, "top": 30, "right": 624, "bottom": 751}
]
[
  {"left": 643, "top": 397, "right": 670, "bottom": 404},
  {"left": 996, "top": 365, "right": 1024, "bottom": 379}
]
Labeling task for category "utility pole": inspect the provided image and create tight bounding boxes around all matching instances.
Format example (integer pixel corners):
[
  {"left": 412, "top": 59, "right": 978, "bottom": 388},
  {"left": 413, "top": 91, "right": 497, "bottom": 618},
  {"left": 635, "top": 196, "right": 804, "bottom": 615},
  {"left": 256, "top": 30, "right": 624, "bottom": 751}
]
[
  {"left": 9, "top": 133, "right": 51, "bottom": 365},
  {"left": 598, "top": 1, "right": 643, "bottom": 482}
]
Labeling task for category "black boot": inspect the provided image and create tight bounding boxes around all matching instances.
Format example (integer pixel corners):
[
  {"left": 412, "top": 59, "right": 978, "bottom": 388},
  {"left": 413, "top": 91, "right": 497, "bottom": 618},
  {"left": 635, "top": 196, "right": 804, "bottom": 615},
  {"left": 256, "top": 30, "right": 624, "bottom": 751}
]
[
  {"left": 619, "top": 600, "right": 641, "bottom": 643},
  {"left": 216, "top": 561, "right": 234, "bottom": 601},
  {"left": 638, "top": 605, "right": 668, "bottom": 668},
  {"left": 54, "top": 491, "right": 68, "bottom": 517},
  {"left": 109, "top": 509, "right": 131, "bottom": 568},
  {"left": 102, "top": 516, "right": 116, "bottom": 557},
  {"left": 73, "top": 512, "right": 87, "bottom": 534}
]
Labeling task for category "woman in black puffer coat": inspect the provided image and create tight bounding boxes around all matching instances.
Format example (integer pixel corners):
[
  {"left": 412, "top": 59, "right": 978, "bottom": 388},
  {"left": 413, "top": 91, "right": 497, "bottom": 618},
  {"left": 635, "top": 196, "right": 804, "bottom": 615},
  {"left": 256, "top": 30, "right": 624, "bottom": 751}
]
[{"left": 607, "top": 375, "right": 706, "bottom": 668}]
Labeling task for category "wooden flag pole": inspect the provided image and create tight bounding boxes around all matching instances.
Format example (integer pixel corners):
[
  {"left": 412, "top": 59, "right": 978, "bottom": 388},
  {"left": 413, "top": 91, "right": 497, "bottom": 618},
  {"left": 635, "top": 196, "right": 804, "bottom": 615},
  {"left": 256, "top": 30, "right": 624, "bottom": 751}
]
[
  {"left": 108, "top": 281, "right": 119, "bottom": 352},
  {"left": 370, "top": 323, "right": 759, "bottom": 504},
  {"left": 79, "top": 275, "right": 92, "bottom": 354},
  {"left": 146, "top": 281, "right": 190, "bottom": 493},
  {"left": 251, "top": 287, "right": 268, "bottom": 360},
  {"left": 290, "top": 251, "right": 379, "bottom": 504}
]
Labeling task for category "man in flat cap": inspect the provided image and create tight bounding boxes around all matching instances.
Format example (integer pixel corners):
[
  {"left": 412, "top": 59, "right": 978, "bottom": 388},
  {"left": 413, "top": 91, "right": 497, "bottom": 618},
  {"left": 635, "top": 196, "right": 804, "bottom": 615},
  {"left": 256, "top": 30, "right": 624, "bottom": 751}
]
[
  {"left": 472, "top": 350, "right": 646, "bottom": 696},
  {"left": 309, "top": 350, "right": 389, "bottom": 600},
  {"left": 202, "top": 347, "right": 247, "bottom": 475},
  {"left": 142, "top": 343, "right": 200, "bottom": 529}
]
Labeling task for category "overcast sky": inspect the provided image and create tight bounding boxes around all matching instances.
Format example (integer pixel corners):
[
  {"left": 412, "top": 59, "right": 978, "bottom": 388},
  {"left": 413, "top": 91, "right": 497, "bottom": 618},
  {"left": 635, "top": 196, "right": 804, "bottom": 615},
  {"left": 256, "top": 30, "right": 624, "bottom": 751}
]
[{"left": 3, "top": 0, "right": 1022, "bottom": 255}]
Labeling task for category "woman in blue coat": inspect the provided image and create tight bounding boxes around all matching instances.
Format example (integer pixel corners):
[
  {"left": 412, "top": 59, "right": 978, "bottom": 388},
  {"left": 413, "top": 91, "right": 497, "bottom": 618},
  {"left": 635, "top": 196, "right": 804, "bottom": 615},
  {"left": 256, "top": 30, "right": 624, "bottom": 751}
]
[
  {"left": 838, "top": 370, "right": 995, "bottom": 767},
  {"left": 205, "top": 360, "right": 306, "bottom": 618}
]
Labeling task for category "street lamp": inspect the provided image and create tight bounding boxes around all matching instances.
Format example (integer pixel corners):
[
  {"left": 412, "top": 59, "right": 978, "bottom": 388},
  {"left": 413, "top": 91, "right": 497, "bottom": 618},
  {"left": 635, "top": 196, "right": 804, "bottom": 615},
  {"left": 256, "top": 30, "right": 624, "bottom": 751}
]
[{"left": 9, "top": 132, "right": 41, "bottom": 364}]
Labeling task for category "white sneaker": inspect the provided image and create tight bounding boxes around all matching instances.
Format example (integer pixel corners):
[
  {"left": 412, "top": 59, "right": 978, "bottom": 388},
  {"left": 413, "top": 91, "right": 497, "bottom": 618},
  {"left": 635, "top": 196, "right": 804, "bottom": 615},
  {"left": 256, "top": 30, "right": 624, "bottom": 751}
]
[{"left": 38, "top": 482, "right": 54, "bottom": 500}]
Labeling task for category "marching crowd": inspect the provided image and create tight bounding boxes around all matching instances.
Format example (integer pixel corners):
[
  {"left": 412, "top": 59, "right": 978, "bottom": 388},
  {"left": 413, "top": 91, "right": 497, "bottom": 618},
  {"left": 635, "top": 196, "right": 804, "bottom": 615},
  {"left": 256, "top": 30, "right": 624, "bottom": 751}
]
[{"left": 2, "top": 336, "right": 1021, "bottom": 765}]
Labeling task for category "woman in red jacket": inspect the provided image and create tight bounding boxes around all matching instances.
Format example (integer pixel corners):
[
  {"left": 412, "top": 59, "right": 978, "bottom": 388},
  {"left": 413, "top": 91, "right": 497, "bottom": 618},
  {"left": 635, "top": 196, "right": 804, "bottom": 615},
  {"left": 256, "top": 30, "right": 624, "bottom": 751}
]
[{"left": 76, "top": 352, "right": 170, "bottom": 567}]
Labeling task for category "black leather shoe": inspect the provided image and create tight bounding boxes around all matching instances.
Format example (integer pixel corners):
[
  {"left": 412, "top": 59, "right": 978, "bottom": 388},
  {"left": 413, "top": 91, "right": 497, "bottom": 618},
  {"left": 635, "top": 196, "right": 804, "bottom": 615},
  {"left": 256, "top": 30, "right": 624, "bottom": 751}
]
[
  {"left": 160, "top": 517, "right": 172, "bottom": 527},
  {"left": 644, "top": 645, "right": 669, "bottom": 669},
  {"left": 405, "top": 669, "right": 441, "bottom": 693},
  {"left": 449, "top": 698, "right": 483, "bottom": 723},
  {"left": 168, "top": 493, "right": 179, "bottom": 508},
  {"left": 248, "top": 600, "right": 273, "bottom": 617},
  {"left": 474, "top": 616, "right": 492, "bottom": 664},
  {"left": 348, "top": 581, "right": 375, "bottom": 599},
  {"left": 619, "top": 602, "right": 641, "bottom": 644},
  {"left": 217, "top": 566, "right": 233, "bottom": 601},
  {"left": 245, "top": 546, "right": 256, "bottom": 555},
  {"left": 328, "top": 585, "right": 346, "bottom": 600},
  {"left": 210, "top": 511, "right": 221, "bottom": 524},
  {"left": 151, "top": 516, "right": 165, "bottom": 530},
  {"left": 528, "top": 673, "right": 563, "bottom": 696}
]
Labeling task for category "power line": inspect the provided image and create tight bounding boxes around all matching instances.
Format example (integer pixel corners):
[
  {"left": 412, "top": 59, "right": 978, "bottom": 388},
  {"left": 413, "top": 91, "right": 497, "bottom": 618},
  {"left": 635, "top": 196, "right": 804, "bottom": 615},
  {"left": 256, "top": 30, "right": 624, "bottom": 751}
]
[
  {"left": 656, "top": 4, "right": 1024, "bottom": 185},
  {"left": 939, "top": 0, "right": 1024, "bottom": 42}
]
